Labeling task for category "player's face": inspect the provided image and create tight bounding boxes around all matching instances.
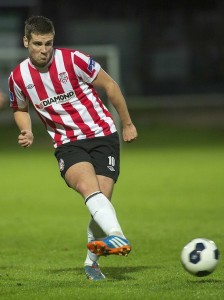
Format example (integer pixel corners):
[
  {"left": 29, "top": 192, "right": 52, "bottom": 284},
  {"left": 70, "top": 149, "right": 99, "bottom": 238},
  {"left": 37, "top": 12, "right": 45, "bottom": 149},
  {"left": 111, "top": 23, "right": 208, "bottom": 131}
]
[{"left": 23, "top": 33, "right": 54, "bottom": 68}]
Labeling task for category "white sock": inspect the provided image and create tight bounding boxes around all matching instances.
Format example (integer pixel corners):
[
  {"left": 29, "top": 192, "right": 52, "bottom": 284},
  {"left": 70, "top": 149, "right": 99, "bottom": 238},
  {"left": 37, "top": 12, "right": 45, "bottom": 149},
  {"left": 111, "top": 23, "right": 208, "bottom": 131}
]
[
  {"left": 85, "top": 192, "right": 125, "bottom": 238},
  {"left": 84, "top": 218, "right": 106, "bottom": 266}
]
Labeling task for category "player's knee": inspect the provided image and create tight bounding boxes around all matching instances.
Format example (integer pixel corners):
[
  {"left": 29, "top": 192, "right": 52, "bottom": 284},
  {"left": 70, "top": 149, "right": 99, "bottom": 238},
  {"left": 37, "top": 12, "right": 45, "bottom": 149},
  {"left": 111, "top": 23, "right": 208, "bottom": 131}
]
[
  {"left": 75, "top": 180, "right": 100, "bottom": 198},
  {"left": 75, "top": 180, "right": 88, "bottom": 195}
]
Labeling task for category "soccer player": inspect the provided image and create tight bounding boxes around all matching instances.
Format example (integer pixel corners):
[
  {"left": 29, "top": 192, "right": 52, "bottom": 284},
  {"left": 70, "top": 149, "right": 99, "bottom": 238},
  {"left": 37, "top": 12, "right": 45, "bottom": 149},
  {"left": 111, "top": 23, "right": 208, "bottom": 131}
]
[{"left": 8, "top": 16, "right": 138, "bottom": 281}]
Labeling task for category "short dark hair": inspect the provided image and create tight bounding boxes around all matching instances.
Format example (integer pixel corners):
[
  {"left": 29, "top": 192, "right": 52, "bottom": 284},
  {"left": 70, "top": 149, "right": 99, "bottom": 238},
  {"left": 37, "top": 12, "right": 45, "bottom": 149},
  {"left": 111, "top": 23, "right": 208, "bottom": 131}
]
[{"left": 25, "top": 16, "right": 55, "bottom": 41}]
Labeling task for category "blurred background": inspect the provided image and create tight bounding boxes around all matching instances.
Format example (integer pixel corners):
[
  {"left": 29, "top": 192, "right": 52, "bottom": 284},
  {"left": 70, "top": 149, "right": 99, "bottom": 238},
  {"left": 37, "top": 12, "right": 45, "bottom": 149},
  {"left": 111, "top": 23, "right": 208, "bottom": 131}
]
[{"left": 1, "top": 0, "right": 224, "bottom": 139}]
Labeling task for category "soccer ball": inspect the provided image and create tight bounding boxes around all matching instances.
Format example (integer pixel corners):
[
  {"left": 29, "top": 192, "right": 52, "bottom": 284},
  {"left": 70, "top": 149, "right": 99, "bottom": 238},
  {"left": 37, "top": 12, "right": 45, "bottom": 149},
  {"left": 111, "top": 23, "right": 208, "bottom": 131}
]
[{"left": 181, "top": 238, "right": 220, "bottom": 277}]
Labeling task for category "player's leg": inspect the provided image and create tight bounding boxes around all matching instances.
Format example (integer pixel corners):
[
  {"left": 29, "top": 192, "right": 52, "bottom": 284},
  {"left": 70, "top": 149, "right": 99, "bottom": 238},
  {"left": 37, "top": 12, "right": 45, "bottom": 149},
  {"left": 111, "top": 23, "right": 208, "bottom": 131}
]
[
  {"left": 65, "top": 163, "right": 129, "bottom": 280},
  {"left": 84, "top": 175, "right": 113, "bottom": 267},
  {"left": 84, "top": 132, "right": 131, "bottom": 257},
  {"left": 97, "top": 175, "right": 114, "bottom": 200},
  {"left": 54, "top": 139, "right": 129, "bottom": 249},
  {"left": 86, "top": 175, "right": 130, "bottom": 257},
  {"left": 65, "top": 162, "right": 124, "bottom": 236},
  {"left": 64, "top": 161, "right": 100, "bottom": 198},
  {"left": 84, "top": 217, "right": 106, "bottom": 280},
  {"left": 84, "top": 175, "right": 116, "bottom": 268},
  {"left": 84, "top": 175, "right": 129, "bottom": 280},
  {"left": 55, "top": 135, "right": 131, "bottom": 281},
  {"left": 65, "top": 161, "right": 130, "bottom": 253}
]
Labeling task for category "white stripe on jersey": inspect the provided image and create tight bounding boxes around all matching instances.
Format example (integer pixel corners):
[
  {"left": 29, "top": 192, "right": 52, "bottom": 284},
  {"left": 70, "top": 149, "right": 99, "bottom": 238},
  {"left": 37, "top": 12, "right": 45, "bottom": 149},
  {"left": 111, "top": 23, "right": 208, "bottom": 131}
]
[
  {"left": 55, "top": 50, "right": 74, "bottom": 92},
  {"left": 20, "top": 60, "right": 39, "bottom": 105},
  {"left": 53, "top": 50, "right": 108, "bottom": 139},
  {"left": 38, "top": 56, "right": 87, "bottom": 141},
  {"left": 72, "top": 51, "right": 100, "bottom": 84},
  {"left": 20, "top": 60, "right": 64, "bottom": 144}
]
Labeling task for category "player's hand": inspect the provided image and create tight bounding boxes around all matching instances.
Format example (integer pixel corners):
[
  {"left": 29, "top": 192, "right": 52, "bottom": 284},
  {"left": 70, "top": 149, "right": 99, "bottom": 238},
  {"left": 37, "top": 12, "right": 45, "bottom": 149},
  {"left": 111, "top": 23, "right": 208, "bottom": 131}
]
[
  {"left": 122, "top": 123, "right": 138, "bottom": 143},
  {"left": 18, "top": 130, "right": 34, "bottom": 148}
]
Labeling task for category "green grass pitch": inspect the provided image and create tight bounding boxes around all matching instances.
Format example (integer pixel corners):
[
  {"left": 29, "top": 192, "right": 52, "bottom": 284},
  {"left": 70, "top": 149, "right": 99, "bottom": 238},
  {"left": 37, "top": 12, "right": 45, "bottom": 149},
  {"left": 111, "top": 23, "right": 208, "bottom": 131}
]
[{"left": 1, "top": 125, "right": 224, "bottom": 299}]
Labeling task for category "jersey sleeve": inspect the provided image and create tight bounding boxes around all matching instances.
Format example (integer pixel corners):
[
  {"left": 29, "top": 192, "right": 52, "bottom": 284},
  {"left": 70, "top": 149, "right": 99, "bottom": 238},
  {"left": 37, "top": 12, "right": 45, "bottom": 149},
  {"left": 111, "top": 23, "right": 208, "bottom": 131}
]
[
  {"left": 72, "top": 51, "right": 101, "bottom": 84},
  {"left": 8, "top": 73, "right": 28, "bottom": 109}
]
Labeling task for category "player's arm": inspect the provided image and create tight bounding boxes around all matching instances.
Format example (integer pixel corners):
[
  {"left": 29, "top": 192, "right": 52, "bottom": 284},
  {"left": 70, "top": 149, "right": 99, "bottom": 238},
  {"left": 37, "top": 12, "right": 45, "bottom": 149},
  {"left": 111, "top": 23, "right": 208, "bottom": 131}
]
[
  {"left": 13, "top": 106, "right": 34, "bottom": 148},
  {"left": 92, "top": 68, "right": 138, "bottom": 142}
]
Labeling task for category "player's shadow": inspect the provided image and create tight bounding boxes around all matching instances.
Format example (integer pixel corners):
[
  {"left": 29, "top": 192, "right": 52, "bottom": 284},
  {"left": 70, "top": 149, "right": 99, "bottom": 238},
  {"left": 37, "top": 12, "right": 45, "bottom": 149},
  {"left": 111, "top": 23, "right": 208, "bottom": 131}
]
[
  {"left": 188, "top": 279, "right": 224, "bottom": 284},
  {"left": 48, "top": 265, "right": 160, "bottom": 281},
  {"left": 100, "top": 266, "right": 158, "bottom": 280}
]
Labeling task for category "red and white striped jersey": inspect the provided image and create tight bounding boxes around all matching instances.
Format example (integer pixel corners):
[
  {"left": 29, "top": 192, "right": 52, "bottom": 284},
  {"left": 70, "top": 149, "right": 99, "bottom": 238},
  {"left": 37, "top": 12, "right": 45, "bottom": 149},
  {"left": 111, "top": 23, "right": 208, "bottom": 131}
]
[{"left": 9, "top": 48, "right": 117, "bottom": 148}]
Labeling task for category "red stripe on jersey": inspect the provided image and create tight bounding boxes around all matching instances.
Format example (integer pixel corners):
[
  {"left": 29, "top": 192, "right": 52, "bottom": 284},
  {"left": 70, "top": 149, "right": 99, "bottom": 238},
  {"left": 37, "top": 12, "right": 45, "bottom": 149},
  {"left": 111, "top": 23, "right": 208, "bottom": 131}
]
[
  {"left": 61, "top": 50, "right": 95, "bottom": 138},
  {"left": 45, "top": 105, "right": 77, "bottom": 144},
  {"left": 74, "top": 54, "right": 96, "bottom": 78},
  {"left": 62, "top": 50, "right": 112, "bottom": 136},
  {"left": 79, "top": 87, "right": 113, "bottom": 136},
  {"left": 28, "top": 62, "right": 77, "bottom": 145},
  {"left": 94, "top": 89, "right": 113, "bottom": 119},
  {"left": 28, "top": 64, "right": 48, "bottom": 100},
  {"left": 28, "top": 64, "right": 63, "bottom": 143},
  {"left": 9, "top": 65, "right": 30, "bottom": 108},
  {"left": 48, "top": 58, "right": 64, "bottom": 94},
  {"left": 48, "top": 59, "right": 76, "bottom": 143},
  {"left": 34, "top": 106, "right": 61, "bottom": 140},
  {"left": 61, "top": 102, "right": 95, "bottom": 139}
]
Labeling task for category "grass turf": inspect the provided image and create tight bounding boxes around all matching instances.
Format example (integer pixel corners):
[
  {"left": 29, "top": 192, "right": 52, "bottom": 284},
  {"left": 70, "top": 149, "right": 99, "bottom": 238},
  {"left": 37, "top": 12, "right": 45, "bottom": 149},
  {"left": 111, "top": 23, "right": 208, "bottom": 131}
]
[{"left": 1, "top": 125, "right": 224, "bottom": 299}]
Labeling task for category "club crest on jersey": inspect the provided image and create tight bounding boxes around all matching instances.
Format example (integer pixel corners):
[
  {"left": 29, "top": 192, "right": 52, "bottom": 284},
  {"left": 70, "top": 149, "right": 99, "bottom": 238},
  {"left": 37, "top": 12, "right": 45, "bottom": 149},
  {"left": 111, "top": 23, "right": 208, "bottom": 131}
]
[{"left": 58, "top": 72, "right": 68, "bottom": 84}]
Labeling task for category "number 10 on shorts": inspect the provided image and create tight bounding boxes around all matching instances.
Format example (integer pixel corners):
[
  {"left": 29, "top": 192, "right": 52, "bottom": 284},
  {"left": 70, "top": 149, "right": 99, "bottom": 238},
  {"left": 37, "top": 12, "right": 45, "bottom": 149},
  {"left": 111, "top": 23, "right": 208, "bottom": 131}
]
[{"left": 108, "top": 156, "right": 115, "bottom": 167}]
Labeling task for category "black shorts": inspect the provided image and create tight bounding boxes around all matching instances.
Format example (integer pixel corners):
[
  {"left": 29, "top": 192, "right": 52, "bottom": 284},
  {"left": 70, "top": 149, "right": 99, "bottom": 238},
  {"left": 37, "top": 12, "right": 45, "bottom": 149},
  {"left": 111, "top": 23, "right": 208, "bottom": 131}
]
[{"left": 54, "top": 132, "right": 120, "bottom": 183}]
